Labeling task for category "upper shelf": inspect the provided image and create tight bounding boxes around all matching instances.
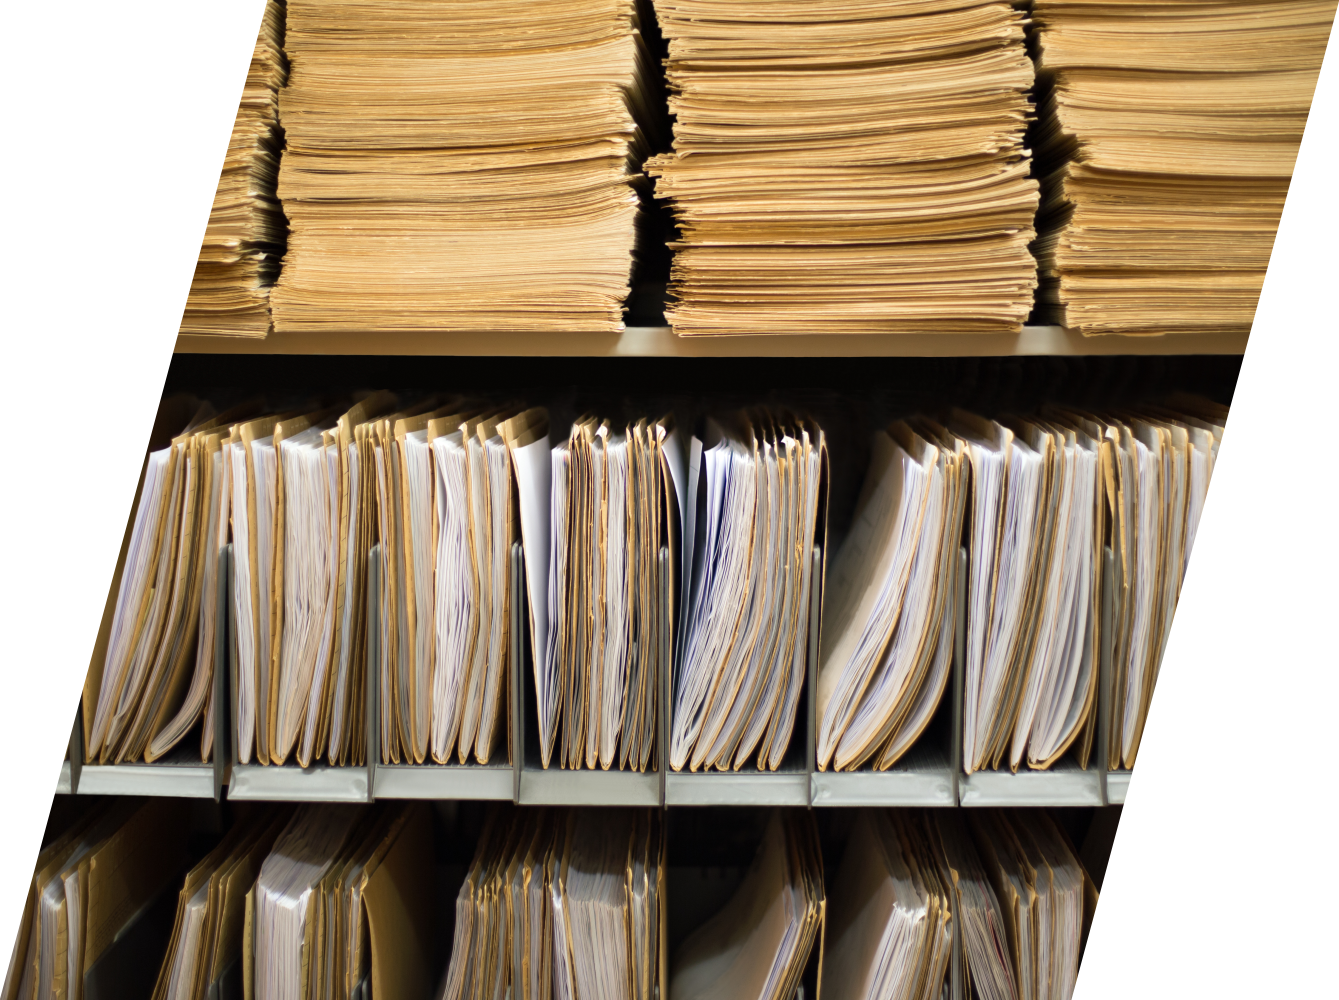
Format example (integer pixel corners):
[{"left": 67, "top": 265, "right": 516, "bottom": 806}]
[{"left": 174, "top": 325, "right": 1248, "bottom": 358}]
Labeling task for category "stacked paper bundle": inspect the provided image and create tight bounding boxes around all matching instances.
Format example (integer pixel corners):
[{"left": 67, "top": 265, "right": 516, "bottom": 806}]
[
  {"left": 1033, "top": 0, "right": 1336, "bottom": 335},
  {"left": 179, "top": 0, "right": 287, "bottom": 337},
  {"left": 272, "top": 0, "right": 663, "bottom": 334},
  {"left": 646, "top": 0, "right": 1039, "bottom": 336}
]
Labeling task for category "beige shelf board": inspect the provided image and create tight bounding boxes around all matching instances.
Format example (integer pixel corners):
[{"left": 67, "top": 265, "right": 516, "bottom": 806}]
[{"left": 175, "top": 325, "right": 1248, "bottom": 358}]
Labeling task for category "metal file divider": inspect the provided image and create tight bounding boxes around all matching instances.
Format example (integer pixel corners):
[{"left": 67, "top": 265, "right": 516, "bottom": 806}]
[
  {"left": 226, "top": 544, "right": 370, "bottom": 803},
  {"left": 369, "top": 542, "right": 514, "bottom": 801},
  {"left": 1101, "top": 546, "right": 1132, "bottom": 805},
  {"left": 810, "top": 547, "right": 961, "bottom": 808},
  {"left": 663, "top": 548, "right": 821, "bottom": 808},
  {"left": 517, "top": 541, "right": 664, "bottom": 807},
  {"left": 957, "top": 543, "right": 1105, "bottom": 808}
]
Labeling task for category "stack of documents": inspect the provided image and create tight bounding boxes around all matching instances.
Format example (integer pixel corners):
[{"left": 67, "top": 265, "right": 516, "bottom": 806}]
[
  {"left": 441, "top": 807, "right": 663, "bottom": 1000},
  {"left": 645, "top": 0, "right": 1039, "bottom": 335},
  {"left": 4, "top": 799, "right": 189, "bottom": 1000},
  {"left": 1097, "top": 398, "right": 1225, "bottom": 769},
  {"left": 672, "top": 414, "right": 827, "bottom": 772},
  {"left": 179, "top": 1, "right": 286, "bottom": 337},
  {"left": 669, "top": 810, "right": 823, "bottom": 1000},
  {"left": 87, "top": 398, "right": 257, "bottom": 765},
  {"left": 152, "top": 807, "right": 289, "bottom": 1000},
  {"left": 538, "top": 416, "right": 685, "bottom": 771},
  {"left": 825, "top": 810, "right": 951, "bottom": 1000},
  {"left": 271, "top": 0, "right": 664, "bottom": 334},
  {"left": 1032, "top": 0, "right": 1335, "bottom": 335},
  {"left": 969, "top": 810, "right": 1096, "bottom": 1000},
  {"left": 379, "top": 404, "right": 550, "bottom": 766},
  {"left": 250, "top": 803, "right": 432, "bottom": 1000},
  {"left": 817, "top": 421, "right": 967, "bottom": 772}
]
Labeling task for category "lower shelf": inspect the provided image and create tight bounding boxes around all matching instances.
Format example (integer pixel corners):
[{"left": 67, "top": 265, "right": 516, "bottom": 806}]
[
  {"left": 1107, "top": 770, "right": 1132, "bottom": 805},
  {"left": 958, "top": 758, "right": 1104, "bottom": 807},
  {"left": 229, "top": 763, "right": 370, "bottom": 802},
  {"left": 374, "top": 763, "right": 513, "bottom": 801},
  {"left": 518, "top": 766, "right": 660, "bottom": 807},
  {"left": 665, "top": 769, "right": 809, "bottom": 807},
  {"left": 810, "top": 745, "right": 956, "bottom": 807}
]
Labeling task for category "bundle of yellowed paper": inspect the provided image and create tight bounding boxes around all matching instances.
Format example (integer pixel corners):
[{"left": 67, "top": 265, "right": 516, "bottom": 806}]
[
  {"left": 271, "top": 0, "right": 663, "bottom": 335},
  {"left": 645, "top": 0, "right": 1040, "bottom": 336},
  {"left": 178, "top": 0, "right": 287, "bottom": 337},
  {"left": 1033, "top": 0, "right": 1336, "bottom": 336}
]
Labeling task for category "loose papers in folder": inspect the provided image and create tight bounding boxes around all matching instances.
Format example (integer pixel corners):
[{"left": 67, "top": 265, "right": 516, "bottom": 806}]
[
  {"left": 538, "top": 416, "right": 684, "bottom": 771},
  {"left": 249, "top": 803, "right": 433, "bottom": 1000},
  {"left": 672, "top": 413, "right": 827, "bottom": 772},
  {"left": 646, "top": 0, "right": 1039, "bottom": 335},
  {"left": 957, "top": 411, "right": 1103, "bottom": 775},
  {"left": 3, "top": 799, "right": 189, "bottom": 1000},
  {"left": 152, "top": 806, "right": 289, "bottom": 1000},
  {"left": 669, "top": 810, "right": 823, "bottom": 1000},
  {"left": 441, "top": 806, "right": 664, "bottom": 1000},
  {"left": 817, "top": 421, "right": 966, "bottom": 772},
  {"left": 378, "top": 404, "right": 551, "bottom": 765},
  {"left": 86, "top": 399, "right": 255, "bottom": 766},
  {"left": 824, "top": 810, "right": 951, "bottom": 1000}
]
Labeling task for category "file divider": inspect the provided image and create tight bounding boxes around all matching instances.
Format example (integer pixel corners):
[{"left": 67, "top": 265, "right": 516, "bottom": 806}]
[
  {"left": 517, "top": 542, "right": 663, "bottom": 807},
  {"left": 1101, "top": 546, "right": 1132, "bottom": 805},
  {"left": 368, "top": 544, "right": 513, "bottom": 801},
  {"left": 810, "top": 547, "right": 960, "bottom": 808},
  {"left": 664, "top": 547, "right": 822, "bottom": 808},
  {"left": 227, "top": 544, "right": 371, "bottom": 804}
]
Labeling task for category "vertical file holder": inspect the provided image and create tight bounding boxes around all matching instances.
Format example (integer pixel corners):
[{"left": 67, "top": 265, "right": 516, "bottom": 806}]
[
  {"left": 226, "top": 544, "right": 370, "bottom": 803},
  {"left": 58, "top": 552, "right": 231, "bottom": 800},
  {"left": 517, "top": 542, "right": 664, "bottom": 807},
  {"left": 1101, "top": 546, "right": 1131, "bottom": 805},
  {"left": 663, "top": 547, "right": 821, "bottom": 808},
  {"left": 810, "top": 547, "right": 961, "bottom": 808},
  {"left": 372, "top": 541, "right": 515, "bottom": 801},
  {"left": 957, "top": 544, "right": 1104, "bottom": 808},
  {"left": 59, "top": 710, "right": 81, "bottom": 794}
]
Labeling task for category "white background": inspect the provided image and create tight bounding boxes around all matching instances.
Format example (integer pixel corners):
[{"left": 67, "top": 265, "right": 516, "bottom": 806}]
[{"left": 0, "top": 2, "right": 1334, "bottom": 993}]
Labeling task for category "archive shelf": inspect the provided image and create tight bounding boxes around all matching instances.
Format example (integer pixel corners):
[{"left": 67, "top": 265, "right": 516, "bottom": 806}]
[
  {"left": 61, "top": 537, "right": 1138, "bottom": 807},
  {"left": 174, "top": 324, "right": 1248, "bottom": 358}
]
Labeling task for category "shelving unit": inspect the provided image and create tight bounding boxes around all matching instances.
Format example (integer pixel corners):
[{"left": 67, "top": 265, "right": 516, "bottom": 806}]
[
  {"left": 174, "top": 324, "right": 1248, "bottom": 358},
  {"left": 60, "top": 537, "right": 1141, "bottom": 807}
]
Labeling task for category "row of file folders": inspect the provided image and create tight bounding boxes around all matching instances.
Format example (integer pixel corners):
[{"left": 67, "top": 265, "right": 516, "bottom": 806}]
[
  {"left": 9, "top": 800, "right": 1098, "bottom": 1000},
  {"left": 83, "top": 392, "right": 1225, "bottom": 789}
]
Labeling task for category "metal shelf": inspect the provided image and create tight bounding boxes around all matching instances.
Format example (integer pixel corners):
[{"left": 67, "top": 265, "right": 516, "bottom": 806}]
[
  {"left": 958, "top": 758, "right": 1104, "bottom": 808},
  {"left": 518, "top": 766, "right": 661, "bottom": 807},
  {"left": 374, "top": 764, "right": 513, "bottom": 801},
  {"left": 174, "top": 325, "right": 1247, "bottom": 358},
  {"left": 664, "top": 769, "right": 810, "bottom": 807},
  {"left": 74, "top": 760, "right": 218, "bottom": 799},
  {"left": 229, "top": 763, "right": 370, "bottom": 803},
  {"left": 810, "top": 745, "right": 956, "bottom": 807},
  {"left": 1107, "top": 770, "right": 1132, "bottom": 805}
]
